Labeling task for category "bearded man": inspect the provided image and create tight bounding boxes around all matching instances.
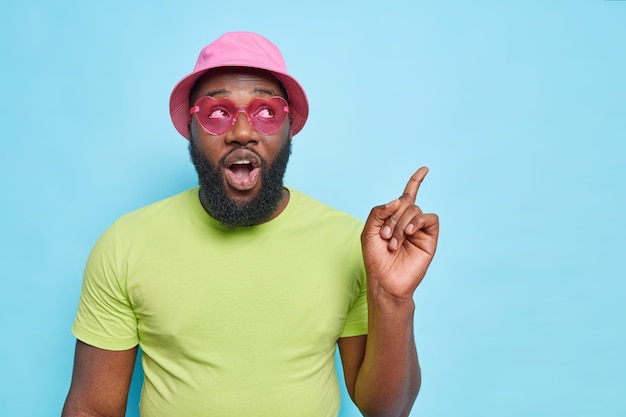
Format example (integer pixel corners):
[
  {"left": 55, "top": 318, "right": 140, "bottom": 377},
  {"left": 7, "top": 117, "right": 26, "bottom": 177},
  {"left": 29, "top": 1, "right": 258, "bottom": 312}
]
[{"left": 62, "top": 32, "right": 439, "bottom": 417}]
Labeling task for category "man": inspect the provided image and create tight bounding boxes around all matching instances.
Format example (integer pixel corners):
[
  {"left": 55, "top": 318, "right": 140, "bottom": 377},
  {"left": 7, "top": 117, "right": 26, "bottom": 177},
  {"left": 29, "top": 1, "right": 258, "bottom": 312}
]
[{"left": 62, "top": 32, "right": 439, "bottom": 417}]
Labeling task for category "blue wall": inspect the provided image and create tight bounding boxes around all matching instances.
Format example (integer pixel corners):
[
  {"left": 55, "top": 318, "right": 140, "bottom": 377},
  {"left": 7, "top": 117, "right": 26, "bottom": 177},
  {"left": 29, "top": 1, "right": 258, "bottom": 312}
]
[{"left": 1, "top": 1, "right": 625, "bottom": 416}]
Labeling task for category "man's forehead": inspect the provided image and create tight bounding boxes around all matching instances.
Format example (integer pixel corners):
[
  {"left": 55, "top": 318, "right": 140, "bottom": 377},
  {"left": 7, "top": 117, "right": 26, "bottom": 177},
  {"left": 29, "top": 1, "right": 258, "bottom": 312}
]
[{"left": 192, "top": 67, "right": 287, "bottom": 99}]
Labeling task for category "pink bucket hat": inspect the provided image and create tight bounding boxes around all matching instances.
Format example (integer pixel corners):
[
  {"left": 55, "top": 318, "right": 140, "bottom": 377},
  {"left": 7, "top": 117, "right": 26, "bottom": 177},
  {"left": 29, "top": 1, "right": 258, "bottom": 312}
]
[{"left": 169, "top": 32, "right": 309, "bottom": 139}]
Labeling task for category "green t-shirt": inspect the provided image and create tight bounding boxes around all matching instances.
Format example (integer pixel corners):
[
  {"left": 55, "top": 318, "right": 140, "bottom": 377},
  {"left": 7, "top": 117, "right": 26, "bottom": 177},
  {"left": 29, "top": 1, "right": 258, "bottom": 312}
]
[{"left": 73, "top": 187, "right": 368, "bottom": 417}]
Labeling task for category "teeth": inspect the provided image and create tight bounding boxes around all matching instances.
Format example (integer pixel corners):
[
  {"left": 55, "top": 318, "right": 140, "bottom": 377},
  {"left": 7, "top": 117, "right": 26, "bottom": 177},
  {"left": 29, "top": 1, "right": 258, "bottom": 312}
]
[{"left": 233, "top": 160, "right": 251, "bottom": 165}]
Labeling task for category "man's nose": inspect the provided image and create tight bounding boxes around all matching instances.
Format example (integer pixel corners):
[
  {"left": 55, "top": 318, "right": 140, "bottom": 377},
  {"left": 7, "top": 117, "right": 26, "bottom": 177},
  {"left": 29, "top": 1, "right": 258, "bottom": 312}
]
[{"left": 225, "top": 112, "right": 257, "bottom": 145}]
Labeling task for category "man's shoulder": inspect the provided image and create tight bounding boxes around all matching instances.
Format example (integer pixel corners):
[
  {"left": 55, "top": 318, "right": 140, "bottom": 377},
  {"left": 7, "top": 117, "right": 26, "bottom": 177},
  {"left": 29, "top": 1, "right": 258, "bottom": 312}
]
[
  {"left": 114, "top": 188, "right": 197, "bottom": 227},
  {"left": 288, "top": 188, "right": 363, "bottom": 229}
]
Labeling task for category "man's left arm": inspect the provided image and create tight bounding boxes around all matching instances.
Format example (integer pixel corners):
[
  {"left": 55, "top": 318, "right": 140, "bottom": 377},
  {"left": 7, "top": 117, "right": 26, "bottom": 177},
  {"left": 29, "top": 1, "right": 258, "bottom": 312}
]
[{"left": 340, "top": 167, "right": 439, "bottom": 417}]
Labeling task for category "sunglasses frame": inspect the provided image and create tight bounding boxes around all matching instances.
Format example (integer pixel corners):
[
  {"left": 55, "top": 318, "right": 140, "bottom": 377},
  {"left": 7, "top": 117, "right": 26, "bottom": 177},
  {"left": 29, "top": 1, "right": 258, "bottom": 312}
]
[{"left": 190, "top": 96, "right": 290, "bottom": 136}]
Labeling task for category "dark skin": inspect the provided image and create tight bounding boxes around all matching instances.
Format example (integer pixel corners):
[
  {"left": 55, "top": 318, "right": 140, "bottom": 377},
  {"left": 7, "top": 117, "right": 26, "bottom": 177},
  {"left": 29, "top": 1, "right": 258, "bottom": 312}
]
[
  {"left": 62, "top": 69, "right": 439, "bottom": 417},
  {"left": 61, "top": 341, "right": 137, "bottom": 416},
  {"left": 350, "top": 166, "right": 437, "bottom": 417}
]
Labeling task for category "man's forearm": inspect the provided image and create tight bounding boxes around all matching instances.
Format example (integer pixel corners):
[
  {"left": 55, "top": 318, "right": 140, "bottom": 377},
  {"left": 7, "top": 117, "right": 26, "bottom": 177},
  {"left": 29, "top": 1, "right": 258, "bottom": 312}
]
[{"left": 354, "top": 288, "right": 421, "bottom": 417}]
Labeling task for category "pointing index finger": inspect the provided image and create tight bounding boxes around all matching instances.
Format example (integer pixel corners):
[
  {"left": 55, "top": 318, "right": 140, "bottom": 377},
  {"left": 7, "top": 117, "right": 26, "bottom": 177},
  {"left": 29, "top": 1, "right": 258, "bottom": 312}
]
[{"left": 400, "top": 166, "right": 429, "bottom": 203}]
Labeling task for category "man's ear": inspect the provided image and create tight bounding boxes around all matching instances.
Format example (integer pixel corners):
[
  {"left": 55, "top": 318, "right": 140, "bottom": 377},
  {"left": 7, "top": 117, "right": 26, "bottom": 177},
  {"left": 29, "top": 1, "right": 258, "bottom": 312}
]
[
  {"left": 288, "top": 117, "right": 294, "bottom": 140},
  {"left": 187, "top": 121, "right": 194, "bottom": 142}
]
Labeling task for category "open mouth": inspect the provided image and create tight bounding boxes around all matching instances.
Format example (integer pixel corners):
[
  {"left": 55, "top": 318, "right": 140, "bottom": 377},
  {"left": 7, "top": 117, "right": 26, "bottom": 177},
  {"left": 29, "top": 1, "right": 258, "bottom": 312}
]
[
  {"left": 229, "top": 160, "right": 254, "bottom": 174},
  {"left": 223, "top": 149, "right": 261, "bottom": 191}
]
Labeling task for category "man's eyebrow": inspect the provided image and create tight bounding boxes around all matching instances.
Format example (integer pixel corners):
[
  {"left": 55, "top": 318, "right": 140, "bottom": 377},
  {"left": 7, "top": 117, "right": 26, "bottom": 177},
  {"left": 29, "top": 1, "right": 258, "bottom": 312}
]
[
  {"left": 204, "top": 89, "right": 229, "bottom": 97},
  {"left": 253, "top": 87, "right": 281, "bottom": 97},
  {"left": 203, "top": 88, "right": 280, "bottom": 97}
]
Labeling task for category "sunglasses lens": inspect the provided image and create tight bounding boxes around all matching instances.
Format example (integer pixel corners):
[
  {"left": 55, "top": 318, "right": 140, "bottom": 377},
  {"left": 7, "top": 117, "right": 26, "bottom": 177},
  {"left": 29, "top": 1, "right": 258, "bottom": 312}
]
[
  {"left": 193, "top": 97, "right": 236, "bottom": 135},
  {"left": 192, "top": 97, "right": 289, "bottom": 135},
  {"left": 246, "top": 97, "right": 289, "bottom": 135}
]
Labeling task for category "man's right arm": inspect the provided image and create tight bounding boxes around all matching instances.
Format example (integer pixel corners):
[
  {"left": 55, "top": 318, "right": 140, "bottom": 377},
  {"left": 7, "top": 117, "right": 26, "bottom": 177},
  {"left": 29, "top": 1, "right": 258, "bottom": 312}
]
[{"left": 62, "top": 340, "right": 138, "bottom": 417}]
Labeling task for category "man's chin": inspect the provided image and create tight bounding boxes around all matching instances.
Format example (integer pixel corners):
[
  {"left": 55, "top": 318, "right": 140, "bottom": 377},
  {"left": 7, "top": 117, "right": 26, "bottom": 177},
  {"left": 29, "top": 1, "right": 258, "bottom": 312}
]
[
  {"left": 198, "top": 183, "right": 281, "bottom": 228},
  {"left": 223, "top": 181, "right": 262, "bottom": 204}
]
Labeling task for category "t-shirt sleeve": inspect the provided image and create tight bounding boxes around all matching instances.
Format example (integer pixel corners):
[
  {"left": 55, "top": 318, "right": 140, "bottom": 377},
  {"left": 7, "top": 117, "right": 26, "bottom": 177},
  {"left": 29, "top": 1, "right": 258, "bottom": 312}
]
[
  {"left": 339, "top": 234, "right": 368, "bottom": 338},
  {"left": 72, "top": 223, "right": 139, "bottom": 350},
  {"left": 340, "top": 281, "right": 367, "bottom": 337}
]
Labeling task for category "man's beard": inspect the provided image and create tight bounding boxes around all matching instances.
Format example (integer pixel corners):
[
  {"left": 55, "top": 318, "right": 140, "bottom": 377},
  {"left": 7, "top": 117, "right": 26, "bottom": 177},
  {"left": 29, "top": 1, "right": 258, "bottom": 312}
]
[{"left": 188, "top": 137, "right": 292, "bottom": 228}]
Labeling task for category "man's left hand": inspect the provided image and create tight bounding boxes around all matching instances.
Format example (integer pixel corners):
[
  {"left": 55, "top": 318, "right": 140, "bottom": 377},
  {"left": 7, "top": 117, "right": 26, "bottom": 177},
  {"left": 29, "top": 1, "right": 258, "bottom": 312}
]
[{"left": 361, "top": 167, "right": 440, "bottom": 300}]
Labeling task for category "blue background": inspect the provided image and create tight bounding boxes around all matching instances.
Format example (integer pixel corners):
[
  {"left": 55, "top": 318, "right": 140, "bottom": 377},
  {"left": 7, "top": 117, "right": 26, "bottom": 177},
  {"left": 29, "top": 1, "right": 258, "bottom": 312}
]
[{"left": 1, "top": 1, "right": 624, "bottom": 416}]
